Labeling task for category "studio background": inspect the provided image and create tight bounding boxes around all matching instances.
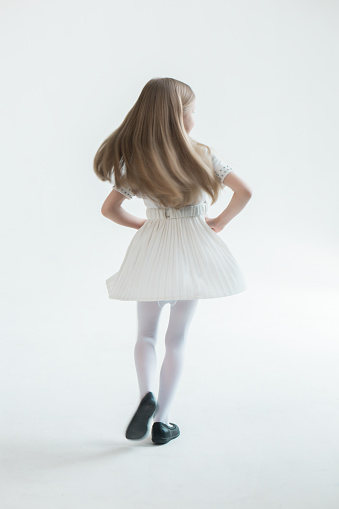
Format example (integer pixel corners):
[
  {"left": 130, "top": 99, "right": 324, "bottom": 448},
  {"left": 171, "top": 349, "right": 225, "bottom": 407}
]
[{"left": 1, "top": 0, "right": 338, "bottom": 508}]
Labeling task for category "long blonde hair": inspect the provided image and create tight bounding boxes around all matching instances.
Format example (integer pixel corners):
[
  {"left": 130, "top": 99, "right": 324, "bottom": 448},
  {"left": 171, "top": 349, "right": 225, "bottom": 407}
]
[{"left": 93, "top": 77, "right": 222, "bottom": 208}]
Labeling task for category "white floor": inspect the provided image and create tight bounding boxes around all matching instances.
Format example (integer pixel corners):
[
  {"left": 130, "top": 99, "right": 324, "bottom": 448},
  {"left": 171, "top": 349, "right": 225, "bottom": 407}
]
[{"left": 1, "top": 266, "right": 339, "bottom": 508}]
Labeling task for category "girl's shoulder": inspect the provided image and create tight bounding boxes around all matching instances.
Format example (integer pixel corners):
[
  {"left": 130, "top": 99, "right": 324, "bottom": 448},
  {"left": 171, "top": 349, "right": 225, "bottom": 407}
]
[
  {"left": 203, "top": 146, "right": 233, "bottom": 185},
  {"left": 110, "top": 162, "right": 136, "bottom": 200}
]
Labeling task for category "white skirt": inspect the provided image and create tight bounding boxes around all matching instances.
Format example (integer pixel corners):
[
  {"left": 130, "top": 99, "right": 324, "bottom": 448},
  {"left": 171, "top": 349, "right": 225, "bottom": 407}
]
[{"left": 106, "top": 202, "right": 247, "bottom": 301}]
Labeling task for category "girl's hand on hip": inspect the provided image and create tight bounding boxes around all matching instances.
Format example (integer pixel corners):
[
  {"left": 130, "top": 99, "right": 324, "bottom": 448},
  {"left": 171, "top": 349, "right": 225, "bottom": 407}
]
[
  {"left": 137, "top": 219, "right": 147, "bottom": 229},
  {"left": 205, "top": 216, "right": 224, "bottom": 234}
]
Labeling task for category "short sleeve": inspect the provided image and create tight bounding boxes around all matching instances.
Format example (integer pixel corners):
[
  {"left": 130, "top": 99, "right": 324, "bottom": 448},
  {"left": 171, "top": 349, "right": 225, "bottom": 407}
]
[
  {"left": 211, "top": 151, "right": 233, "bottom": 187},
  {"left": 110, "top": 163, "right": 135, "bottom": 200},
  {"left": 112, "top": 183, "right": 134, "bottom": 200}
]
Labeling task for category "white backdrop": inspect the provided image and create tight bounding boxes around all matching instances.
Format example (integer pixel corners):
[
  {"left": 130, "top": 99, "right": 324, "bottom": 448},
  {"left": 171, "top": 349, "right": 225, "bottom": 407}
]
[{"left": 1, "top": 1, "right": 338, "bottom": 508}]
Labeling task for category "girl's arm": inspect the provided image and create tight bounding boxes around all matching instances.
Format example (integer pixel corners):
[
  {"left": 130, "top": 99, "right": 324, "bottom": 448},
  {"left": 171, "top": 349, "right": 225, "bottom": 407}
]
[
  {"left": 216, "top": 172, "right": 252, "bottom": 229},
  {"left": 101, "top": 190, "right": 146, "bottom": 230}
]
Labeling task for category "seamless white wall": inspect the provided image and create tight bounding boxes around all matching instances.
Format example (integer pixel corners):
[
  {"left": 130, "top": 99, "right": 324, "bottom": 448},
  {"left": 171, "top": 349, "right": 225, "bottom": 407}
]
[{"left": 0, "top": 2, "right": 338, "bottom": 507}]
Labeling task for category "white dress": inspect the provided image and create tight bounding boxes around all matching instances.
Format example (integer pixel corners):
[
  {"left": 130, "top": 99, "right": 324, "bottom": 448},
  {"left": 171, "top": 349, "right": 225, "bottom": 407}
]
[{"left": 106, "top": 151, "right": 247, "bottom": 304}]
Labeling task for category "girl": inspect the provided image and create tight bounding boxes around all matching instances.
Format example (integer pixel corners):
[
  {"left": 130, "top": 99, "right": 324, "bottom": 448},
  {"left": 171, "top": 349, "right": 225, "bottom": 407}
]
[{"left": 93, "top": 77, "right": 252, "bottom": 445}]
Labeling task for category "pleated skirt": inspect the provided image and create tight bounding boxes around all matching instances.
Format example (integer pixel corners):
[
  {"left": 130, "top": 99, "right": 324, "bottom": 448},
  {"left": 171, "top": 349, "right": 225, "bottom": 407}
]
[{"left": 106, "top": 202, "right": 247, "bottom": 301}]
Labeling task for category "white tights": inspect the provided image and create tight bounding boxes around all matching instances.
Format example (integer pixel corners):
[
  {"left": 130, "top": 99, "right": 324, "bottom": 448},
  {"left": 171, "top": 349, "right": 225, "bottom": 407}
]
[{"left": 134, "top": 299, "right": 199, "bottom": 425}]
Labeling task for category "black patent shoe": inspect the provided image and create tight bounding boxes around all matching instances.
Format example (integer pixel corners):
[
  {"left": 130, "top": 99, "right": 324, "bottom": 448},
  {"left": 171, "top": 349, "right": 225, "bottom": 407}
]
[
  {"left": 125, "top": 392, "right": 156, "bottom": 440},
  {"left": 151, "top": 422, "right": 180, "bottom": 445}
]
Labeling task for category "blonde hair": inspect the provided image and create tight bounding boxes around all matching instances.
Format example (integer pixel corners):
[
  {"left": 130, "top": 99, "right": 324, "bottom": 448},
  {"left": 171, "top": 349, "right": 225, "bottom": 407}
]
[{"left": 93, "top": 77, "right": 222, "bottom": 208}]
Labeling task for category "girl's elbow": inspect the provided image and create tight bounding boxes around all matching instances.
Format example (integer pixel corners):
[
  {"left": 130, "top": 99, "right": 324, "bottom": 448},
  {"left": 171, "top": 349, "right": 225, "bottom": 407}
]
[{"left": 101, "top": 205, "right": 109, "bottom": 217}]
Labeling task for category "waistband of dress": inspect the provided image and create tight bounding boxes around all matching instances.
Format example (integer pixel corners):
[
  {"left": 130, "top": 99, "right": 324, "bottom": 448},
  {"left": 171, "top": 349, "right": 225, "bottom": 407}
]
[{"left": 146, "top": 202, "right": 207, "bottom": 219}]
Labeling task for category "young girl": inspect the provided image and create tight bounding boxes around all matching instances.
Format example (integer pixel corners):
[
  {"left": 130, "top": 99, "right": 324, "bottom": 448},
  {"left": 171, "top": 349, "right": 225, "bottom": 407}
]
[{"left": 93, "top": 77, "right": 252, "bottom": 445}]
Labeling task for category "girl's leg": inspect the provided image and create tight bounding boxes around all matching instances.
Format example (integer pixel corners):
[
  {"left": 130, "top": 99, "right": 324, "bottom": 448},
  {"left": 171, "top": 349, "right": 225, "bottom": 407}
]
[
  {"left": 153, "top": 299, "right": 199, "bottom": 425},
  {"left": 135, "top": 301, "right": 163, "bottom": 400}
]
